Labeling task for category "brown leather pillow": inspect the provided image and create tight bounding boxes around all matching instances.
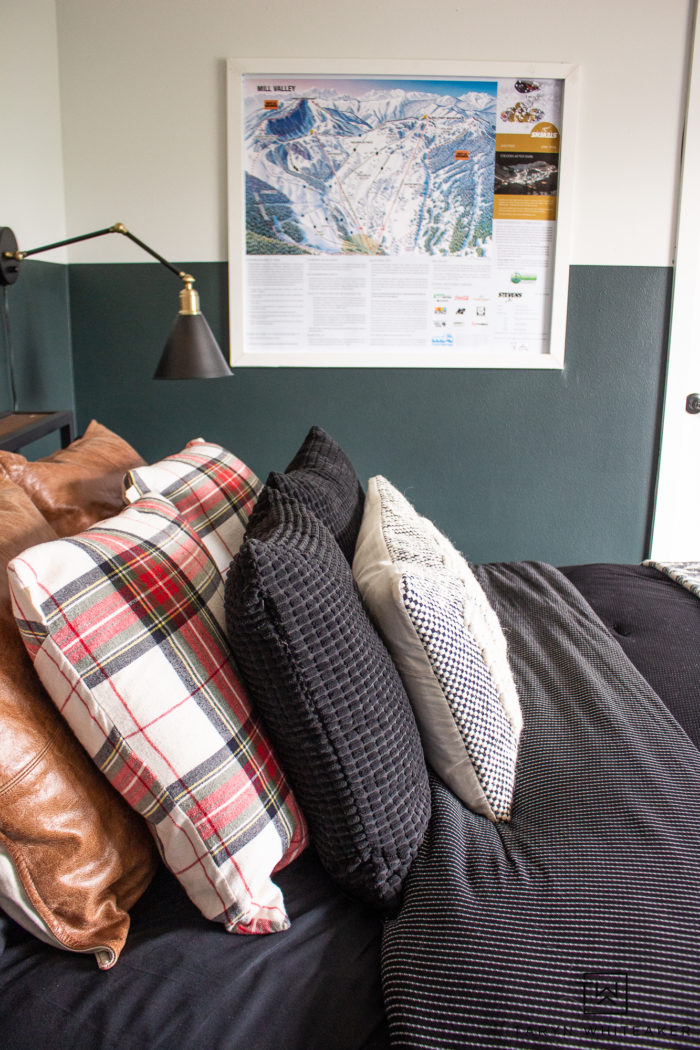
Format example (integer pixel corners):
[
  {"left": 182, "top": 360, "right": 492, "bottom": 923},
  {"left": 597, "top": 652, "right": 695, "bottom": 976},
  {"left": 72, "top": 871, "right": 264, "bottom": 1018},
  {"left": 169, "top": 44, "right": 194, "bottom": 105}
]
[
  {"left": 0, "top": 478, "right": 158, "bottom": 967},
  {"left": 0, "top": 419, "right": 146, "bottom": 536}
]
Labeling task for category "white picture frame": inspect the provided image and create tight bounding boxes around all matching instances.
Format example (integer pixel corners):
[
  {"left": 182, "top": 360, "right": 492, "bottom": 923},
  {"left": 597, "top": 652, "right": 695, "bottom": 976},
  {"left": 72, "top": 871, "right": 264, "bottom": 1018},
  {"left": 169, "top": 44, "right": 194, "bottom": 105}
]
[{"left": 227, "top": 58, "right": 579, "bottom": 368}]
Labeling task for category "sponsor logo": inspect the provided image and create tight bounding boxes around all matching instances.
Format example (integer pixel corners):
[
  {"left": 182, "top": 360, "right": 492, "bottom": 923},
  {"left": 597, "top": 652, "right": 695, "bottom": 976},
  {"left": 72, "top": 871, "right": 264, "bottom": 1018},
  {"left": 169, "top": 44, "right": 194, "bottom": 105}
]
[{"left": 531, "top": 121, "right": 559, "bottom": 139}]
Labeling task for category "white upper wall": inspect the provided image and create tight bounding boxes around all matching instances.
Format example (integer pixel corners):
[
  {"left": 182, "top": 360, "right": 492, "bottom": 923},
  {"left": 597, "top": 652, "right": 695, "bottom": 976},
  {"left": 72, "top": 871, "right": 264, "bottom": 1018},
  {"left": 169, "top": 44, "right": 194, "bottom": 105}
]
[
  {"left": 53, "top": 0, "right": 693, "bottom": 266},
  {"left": 0, "top": 0, "right": 67, "bottom": 256}
]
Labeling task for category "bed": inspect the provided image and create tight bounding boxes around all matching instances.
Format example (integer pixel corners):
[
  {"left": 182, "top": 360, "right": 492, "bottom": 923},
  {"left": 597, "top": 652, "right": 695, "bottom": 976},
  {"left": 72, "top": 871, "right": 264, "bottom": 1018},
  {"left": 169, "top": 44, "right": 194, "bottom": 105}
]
[{"left": 1, "top": 422, "right": 698, "bottom": 1050}]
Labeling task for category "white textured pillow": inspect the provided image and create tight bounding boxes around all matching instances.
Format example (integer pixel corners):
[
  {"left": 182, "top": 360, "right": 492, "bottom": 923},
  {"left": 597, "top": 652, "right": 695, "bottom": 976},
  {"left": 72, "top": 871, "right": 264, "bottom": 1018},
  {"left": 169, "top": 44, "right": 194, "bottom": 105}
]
[{"left": 353, "top": 475, "right": 522, "bottom": 821}]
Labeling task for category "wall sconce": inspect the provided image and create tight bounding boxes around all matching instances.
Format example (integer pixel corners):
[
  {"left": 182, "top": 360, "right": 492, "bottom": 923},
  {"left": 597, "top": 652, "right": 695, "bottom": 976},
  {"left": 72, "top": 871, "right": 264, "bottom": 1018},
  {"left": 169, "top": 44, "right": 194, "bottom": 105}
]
[{"left": 0, "top": 223, "right": 233, "bottom": 379}]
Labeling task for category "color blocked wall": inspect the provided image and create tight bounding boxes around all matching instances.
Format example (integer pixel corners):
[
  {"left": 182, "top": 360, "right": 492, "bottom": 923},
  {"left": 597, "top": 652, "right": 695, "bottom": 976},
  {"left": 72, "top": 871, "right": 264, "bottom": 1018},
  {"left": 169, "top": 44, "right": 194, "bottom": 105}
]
[
  {"left": 0, "top": 1, "right": 73, "bottom": 420},
  {"left": 0, "top": 262, "right": 74, "bottom": 415},
  {"left": 2, "top": 0, "right": 690, "bottom": 564},
  {"left": 70, "top": 260, "right": 670, "bottom": 565},
  {"left": 53, "top": 0, "right": 693, "bottom": 268}
]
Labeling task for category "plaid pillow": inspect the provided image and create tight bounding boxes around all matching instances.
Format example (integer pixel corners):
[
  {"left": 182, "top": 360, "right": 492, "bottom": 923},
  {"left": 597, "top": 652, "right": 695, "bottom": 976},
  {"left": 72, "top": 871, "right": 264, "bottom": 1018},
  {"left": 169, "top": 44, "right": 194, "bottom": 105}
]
[
  {"left": 353, "top": 476, "right": 522, "bottom": 822},
  {"left": 123, "top": 440, "right": 261, "bottom": 574},
  {"left": 8, "top": 495, "right": 307, "bottom": 935}
]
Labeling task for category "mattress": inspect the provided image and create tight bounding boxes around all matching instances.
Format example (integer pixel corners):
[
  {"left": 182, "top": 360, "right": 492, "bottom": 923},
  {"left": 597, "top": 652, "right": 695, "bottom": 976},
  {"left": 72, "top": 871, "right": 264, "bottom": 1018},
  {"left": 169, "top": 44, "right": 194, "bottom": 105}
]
[
  {"left": 0, "top": 846, "right": 388, "bottom": 1050},
  {"left": 560, "top": 562, "right": 700, "bottom": 747},
  {"left": 1, "top": 563, "right": 698, "bottom": 1050}
]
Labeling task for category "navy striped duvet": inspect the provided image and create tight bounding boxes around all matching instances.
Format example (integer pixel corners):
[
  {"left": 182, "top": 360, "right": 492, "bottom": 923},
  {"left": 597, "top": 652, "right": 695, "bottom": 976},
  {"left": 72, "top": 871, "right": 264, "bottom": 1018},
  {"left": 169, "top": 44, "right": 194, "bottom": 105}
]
[{"left": 382, "top": 562, "right": 700, "bottom": 1049}]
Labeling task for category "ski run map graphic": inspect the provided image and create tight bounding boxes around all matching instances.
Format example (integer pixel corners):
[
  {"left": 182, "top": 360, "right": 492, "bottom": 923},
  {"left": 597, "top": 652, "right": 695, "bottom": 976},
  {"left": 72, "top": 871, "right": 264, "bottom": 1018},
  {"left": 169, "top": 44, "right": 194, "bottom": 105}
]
[{"left": 240, "top": 74, "right": 564, "bottom": 364}]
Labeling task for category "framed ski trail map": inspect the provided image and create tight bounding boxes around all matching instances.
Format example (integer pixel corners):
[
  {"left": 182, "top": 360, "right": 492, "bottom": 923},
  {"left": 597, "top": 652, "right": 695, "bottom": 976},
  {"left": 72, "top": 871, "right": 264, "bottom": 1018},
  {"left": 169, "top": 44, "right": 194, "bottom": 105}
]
[{"left": 227, "top": 58, "right": 579, "bottom": 368}]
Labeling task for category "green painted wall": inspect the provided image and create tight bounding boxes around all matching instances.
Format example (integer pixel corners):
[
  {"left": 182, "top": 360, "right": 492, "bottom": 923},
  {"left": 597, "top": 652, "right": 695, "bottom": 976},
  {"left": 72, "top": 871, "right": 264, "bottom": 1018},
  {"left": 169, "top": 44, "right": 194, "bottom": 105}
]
[
  {"left": 0, "top": 260, "right": 75, "bottom": 456},
  {"left": 68, "top": 261, "right": 671, "bottom": 566},
  {"left": 0, "top": 260, "right": 74, "bottom": 413}
]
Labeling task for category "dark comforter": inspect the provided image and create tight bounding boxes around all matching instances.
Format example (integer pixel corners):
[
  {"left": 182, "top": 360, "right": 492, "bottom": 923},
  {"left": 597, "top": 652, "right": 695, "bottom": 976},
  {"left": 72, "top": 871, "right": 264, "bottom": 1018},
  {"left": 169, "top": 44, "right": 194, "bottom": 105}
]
[
  {"left": 382, "top": 562, "right": 700, "bottom": 1049},
  {"left": 1, "top": 563, "right": 698, "bottom": 1050}
]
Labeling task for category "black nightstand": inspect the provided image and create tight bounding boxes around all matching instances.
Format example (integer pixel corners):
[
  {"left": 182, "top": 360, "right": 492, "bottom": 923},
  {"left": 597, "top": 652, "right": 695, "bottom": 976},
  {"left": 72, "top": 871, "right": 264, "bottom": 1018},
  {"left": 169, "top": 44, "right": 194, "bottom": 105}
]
[{"left": 0, "top": 411, "right": 75, "bottom": 452}]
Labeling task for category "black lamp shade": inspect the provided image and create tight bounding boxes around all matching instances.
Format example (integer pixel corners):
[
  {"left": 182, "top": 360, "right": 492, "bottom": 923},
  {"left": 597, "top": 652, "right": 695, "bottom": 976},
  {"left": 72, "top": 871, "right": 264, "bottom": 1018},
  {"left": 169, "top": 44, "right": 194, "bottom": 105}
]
[{"left": 154, "top": 312, "right": 233, "bottom": 379}]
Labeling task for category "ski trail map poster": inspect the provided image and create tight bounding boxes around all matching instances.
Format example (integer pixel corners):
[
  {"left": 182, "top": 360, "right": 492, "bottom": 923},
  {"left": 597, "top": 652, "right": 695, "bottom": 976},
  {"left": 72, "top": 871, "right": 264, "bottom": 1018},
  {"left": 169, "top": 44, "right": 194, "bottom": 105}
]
[{"left": 232, "top": 66, "right": 575, "bottom": 368}]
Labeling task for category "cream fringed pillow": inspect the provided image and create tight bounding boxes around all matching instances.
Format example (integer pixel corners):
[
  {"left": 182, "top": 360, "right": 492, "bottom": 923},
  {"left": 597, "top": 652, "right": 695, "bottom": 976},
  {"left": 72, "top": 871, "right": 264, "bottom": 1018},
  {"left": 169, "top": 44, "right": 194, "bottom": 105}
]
[{"left": 353, "top": 475, "right": 522, "bottom": 822}]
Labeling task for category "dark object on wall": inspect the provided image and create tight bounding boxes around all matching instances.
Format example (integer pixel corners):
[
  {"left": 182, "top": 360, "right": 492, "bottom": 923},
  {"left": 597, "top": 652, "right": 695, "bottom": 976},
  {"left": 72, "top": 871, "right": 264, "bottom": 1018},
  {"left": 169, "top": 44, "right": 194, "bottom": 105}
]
[
  {"left": 0, "top": 223, "right": 232, "bottom": 380},
  {"left": 0, "top": 228, "right": 20, "bottom": 286}
]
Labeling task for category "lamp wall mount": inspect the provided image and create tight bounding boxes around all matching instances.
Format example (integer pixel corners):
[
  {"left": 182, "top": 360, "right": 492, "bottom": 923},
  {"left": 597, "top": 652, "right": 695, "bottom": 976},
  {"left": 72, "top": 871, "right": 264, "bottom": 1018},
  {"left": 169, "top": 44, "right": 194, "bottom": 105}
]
[{"left": 0, "top": 227, "right": 20, "bottom": 285}]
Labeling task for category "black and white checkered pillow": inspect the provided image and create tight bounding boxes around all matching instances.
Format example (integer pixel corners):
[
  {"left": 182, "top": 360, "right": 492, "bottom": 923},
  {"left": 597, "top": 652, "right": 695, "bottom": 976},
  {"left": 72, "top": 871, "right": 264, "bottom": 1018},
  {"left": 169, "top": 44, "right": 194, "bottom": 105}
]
[
  {"left": 353, "top": 475, "right": 522, "bottom": 821},
  {"left": 401, "top": 573, "right": 519, "bottom": 820}
]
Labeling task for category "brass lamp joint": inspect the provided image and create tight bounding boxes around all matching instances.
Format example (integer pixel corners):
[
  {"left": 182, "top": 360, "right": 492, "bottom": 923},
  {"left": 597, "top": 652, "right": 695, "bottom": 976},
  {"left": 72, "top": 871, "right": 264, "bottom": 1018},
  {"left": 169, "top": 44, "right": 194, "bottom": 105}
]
[{"left": 179, "top": 276, "right": 200, "bottom": 315}]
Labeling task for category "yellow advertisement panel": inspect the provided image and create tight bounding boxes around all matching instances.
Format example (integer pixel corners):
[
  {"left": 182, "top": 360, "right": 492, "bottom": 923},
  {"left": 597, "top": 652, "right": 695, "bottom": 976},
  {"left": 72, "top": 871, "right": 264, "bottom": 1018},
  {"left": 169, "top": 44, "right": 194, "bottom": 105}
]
[
  {"left": 493, "top": 195, "right": 558, "bottom": 221},
  {"left": 496, "top": 123, "right": 560, "bottom": 154}
]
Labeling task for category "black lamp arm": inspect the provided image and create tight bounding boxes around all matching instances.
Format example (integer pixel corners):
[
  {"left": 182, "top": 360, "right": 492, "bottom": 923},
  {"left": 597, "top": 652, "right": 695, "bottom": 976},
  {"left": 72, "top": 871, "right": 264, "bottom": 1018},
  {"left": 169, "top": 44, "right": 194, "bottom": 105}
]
[
  {"left": 3, "top": 223, "right": 188, "bottom": 283},
  {"left": 15, "top": 225, "right": 116, "bottom": 258}
]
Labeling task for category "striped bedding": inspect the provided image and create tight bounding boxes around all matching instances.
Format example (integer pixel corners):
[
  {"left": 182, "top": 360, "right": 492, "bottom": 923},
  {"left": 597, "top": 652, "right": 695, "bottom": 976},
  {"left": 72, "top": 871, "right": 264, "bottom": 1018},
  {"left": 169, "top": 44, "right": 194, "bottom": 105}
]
[{"left": 382, "top": 562, "right": 700, "bottom": 1049}]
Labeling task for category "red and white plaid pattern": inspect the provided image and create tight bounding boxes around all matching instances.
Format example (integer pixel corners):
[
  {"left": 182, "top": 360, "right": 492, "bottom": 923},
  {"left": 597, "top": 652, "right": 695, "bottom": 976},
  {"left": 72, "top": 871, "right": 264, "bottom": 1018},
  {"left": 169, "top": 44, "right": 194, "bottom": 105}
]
[
  {"left": 123, "top": 440, "right": 261, "bottom": 575},
  {"left": 8, "top": 495, "right": 307, "bottom": 936}
]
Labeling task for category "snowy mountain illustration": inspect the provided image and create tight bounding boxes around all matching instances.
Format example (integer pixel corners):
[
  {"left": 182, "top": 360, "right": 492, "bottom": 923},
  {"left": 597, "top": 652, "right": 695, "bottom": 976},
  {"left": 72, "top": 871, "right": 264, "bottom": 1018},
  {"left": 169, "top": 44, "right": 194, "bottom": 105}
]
[{"left": 245, "top": 86, "right": 496, "bottom": 256}]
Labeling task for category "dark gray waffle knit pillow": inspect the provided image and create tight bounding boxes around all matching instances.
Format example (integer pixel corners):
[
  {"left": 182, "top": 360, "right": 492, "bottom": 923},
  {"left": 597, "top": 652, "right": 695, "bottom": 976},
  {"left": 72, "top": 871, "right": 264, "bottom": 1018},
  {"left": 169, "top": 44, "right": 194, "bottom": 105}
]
[
  {"left": 265, "top": 426, "right": 364, "bottom": 562},
  {"left": 224, "top": 488, "right": 431, "bottom": 908}
]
